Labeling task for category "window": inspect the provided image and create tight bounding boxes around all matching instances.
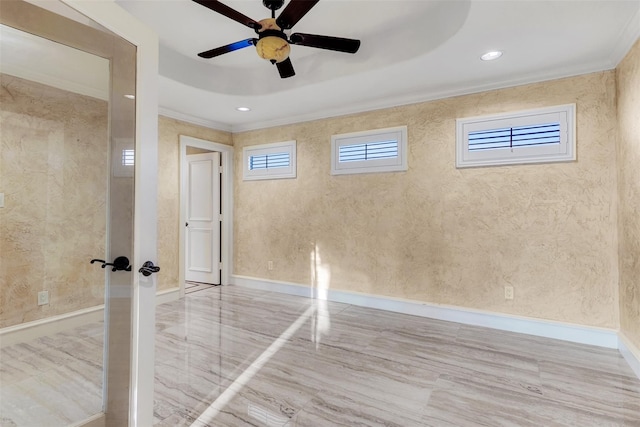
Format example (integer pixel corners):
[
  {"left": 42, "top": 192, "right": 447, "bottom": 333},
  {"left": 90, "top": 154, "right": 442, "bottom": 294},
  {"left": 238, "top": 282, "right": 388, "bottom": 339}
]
[
  {"left": 331, "top": 126, "right": 407, "bottom": 175},
  {"left": 456, "top": 104, "right": 575, "bottom": 168},
  {"left": 122, "top": 149, "right": 135, "bottom": 166},
  {"left": 112, "top": 139, "right": 134, "bottom": 177},
  {"left": 243, "top": 140, "right": 296, "bottom": 180}
]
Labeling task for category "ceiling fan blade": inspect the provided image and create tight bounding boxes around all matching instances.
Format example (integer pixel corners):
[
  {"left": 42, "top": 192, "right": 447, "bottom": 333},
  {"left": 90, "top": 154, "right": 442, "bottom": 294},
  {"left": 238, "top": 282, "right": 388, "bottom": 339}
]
[
  {"left": 276, "top": 57, "right": 295, "bottom": 78},
  {"left": 198, "top": 38, "right": 255, "bottom": 59},
  {"left": 276, "top": 0, "right": 319, "bottom": 30},
  {"left": 192, "top": 0, "right": 261, "bottom": 29},
  {"left": 290, "top": 33, "right": 361, "bottom": 53}
]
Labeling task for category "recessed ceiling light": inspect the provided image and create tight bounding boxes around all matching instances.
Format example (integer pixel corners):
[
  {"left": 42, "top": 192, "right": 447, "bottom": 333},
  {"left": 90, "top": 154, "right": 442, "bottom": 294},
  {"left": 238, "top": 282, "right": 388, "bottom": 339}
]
[
  {"left": 123, "top": 94, "right": 135, "bottom": 99},
  {"left": 236, "top": 107, "right": 251, "bottom": 112},
  {"left": 481, "top": 51, "right": 503, "bottom": 61}
]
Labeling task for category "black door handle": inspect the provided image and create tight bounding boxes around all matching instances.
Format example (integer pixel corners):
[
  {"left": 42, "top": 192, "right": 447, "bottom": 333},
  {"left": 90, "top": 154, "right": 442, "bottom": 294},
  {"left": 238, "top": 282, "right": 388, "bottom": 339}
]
[
  {"left": 90, "top": 256, "right": 132, "bottom": 272},
  {"left": 139, "top": 261, "right": 160, "bottom": 277}
]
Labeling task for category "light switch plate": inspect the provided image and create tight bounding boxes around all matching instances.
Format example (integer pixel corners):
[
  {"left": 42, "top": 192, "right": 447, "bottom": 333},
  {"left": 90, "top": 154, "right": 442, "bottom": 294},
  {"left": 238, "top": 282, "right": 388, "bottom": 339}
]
[{"left": 0, "top": 193, "right": 4, "bottom": 208}]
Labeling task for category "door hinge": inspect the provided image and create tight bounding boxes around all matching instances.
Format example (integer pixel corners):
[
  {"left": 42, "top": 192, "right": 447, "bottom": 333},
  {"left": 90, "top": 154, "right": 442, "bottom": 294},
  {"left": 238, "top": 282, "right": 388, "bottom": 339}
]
[
  {"left": 219, "top": 214, "right": 223, "bottom": 221},
  {"left": 218, "top": 262, "right": 223, "bottom": 270}
]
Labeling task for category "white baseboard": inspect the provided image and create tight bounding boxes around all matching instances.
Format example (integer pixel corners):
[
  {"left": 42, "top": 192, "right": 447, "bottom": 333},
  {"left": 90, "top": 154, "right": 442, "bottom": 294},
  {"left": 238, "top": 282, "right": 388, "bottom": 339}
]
[
  {"left": 231, "top": 275, "right": 315, "bottom": 298},
  {"left": 157, "top": 287, "right": 181, "bottom": 305},
  {"left": 0, "top": 288, "right": 180, "bottom": 348},
  {"left": 231, "top": 275, "right": 619, "bottom": 349},
  {"left": 619, "top": 332, "right": 640, "bottom": 380},
  {"left": 71, "top": 412, "right": 105, "bottom": 427},
  {"left": 0, "top": 305, "right": 105, "bottom": 348}
]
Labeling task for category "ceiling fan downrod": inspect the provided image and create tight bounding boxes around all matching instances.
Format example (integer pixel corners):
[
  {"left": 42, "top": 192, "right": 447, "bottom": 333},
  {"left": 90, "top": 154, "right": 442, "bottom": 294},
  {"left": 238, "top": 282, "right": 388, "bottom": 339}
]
[{"left": 263, "top": 0, "right": 284, "bottom": 18}]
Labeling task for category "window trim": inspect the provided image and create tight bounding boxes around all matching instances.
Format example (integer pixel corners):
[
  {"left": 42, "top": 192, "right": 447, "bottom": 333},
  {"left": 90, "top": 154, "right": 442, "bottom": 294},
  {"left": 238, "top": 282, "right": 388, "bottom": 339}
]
[
  {"left": 331, "top": 126, "right": 408, "bottom": 175},
  {"left": 456, "top": 104, "right": 576, "bottom": 168},
  {"left": 243, "top": 140, "right": 296, "bottom": 181}
]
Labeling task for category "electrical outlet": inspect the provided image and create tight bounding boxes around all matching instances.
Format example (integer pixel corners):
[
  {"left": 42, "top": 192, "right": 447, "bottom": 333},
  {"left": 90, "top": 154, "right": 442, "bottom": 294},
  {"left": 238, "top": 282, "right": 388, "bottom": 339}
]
[
  {"left": 504, "top": 286, "right": 514, "bottom": 300},
  {"left": 268, "top": 261, "right": 274, "bottom": 271},
  {"left": 38, "top": 290, "right": 49, "bottom": 306}
]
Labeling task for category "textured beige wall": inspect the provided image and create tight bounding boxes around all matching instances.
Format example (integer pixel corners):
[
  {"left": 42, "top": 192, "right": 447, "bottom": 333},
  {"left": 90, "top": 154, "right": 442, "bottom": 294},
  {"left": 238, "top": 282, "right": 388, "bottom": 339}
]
[
  {"left": 157, "top": 116, "right": 232, "bottom": 291},
  {"left": 0, "top": 74, "right": 108, "bottom": 328},
  {"left": 616, "top": 39, "right": 640, "bottom": 349},
  {"left": 0, "top": 101, "right": 231, "bottom": 326},
  {"left": 233, "top": 71, "right": 620, "bottom": 328}
]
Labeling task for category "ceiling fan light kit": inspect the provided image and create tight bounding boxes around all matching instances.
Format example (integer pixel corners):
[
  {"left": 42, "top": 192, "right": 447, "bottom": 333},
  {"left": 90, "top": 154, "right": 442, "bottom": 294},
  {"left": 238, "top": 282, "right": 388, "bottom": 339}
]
[
  {"left": 256, "top": 20, "right": 290, "bottom": 63},
  {"left": 193, "top": 0, "right": 361, "bottom": 78}
]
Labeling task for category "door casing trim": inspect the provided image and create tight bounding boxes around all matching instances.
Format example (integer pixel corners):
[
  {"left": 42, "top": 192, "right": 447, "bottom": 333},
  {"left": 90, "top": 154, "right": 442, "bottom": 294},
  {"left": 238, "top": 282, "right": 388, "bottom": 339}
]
[{"left": 179, "top": 135, "right": 234, "bottom": 297}]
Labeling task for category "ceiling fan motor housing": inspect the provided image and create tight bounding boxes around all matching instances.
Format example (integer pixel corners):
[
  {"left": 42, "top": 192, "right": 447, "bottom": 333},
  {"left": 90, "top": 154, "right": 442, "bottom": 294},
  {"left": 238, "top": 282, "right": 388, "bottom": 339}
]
[
  {"left": 255, "top": 18, "right": 290, "bottom": 63},
  {"left": 263, "top": 0, "right": 285, "bottom": 12}
]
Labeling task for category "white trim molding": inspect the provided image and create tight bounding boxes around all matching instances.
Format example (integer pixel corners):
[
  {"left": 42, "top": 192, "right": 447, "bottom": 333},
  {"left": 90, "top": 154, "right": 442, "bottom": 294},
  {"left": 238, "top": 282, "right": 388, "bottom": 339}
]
[
  {"left": 229, "top": 61, "right": 618, "bottom": 134},
  {"left": 619, "top": 332, "right": 640, "bottom": 380},
  {"left": 0, "top": 305, "right": 104, "bottom": 348},
  {"left": 156, "top": 288, "right": 181, "bottom": 306},
  {"left": 0, "top": 289, "right": 179, "bottom": 349},
  {"left": 232, "top": 275, "right": 315, "bottom": 299},
  {"left": 159, "top": 108, "right": 232, "bottom": 133},
  {"left": 179, "top": 135, "right": 234, "bottom": 298},
  {"left": 0, "top": 24, "right": 110, "bottom": 101},
  {"left": 231, "top": 275, "right": 619, "bottom": 349},
  {"left": 69, "top": 413, "right": 105, "bottom": 427},
  {"left": 608, "top": 6, "right": 640, "bottom": 68}
]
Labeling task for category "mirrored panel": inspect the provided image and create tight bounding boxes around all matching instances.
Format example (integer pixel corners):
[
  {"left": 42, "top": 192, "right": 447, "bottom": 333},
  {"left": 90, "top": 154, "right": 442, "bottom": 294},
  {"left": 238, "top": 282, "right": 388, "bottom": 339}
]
[{"left": 0, "top": 1, "right": 136, "bottom": 425}]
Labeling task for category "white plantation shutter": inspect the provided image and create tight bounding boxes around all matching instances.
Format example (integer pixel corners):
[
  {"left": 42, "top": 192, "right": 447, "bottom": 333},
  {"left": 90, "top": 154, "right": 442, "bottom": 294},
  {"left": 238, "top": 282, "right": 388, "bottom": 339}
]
[
  {"left": 331, "top": 126, "right": 408, "bottom": 175},
  {"left": 243, "top": 140, "right": 296, "bottom": 180},
  {"left": 456, "top": 104, "right": 575, "bottom": 168}
]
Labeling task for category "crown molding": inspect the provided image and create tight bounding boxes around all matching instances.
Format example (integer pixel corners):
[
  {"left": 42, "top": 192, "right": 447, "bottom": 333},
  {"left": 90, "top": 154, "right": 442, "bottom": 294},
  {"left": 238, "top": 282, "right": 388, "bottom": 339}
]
[
  {"left": 159, "top": 107, "right": 232, "bottom": 132},
  {"left": 0, "top": 64, "right": 108, "bottom": 101},
  {"left": 160, "top": 7, "right": 639, "bottom": 135},
  {"left": 229, "top": 59, "right": 616, "bottom": 133},
  {"left": 607, "top": 6, "right": 640, "bottom": 68}
]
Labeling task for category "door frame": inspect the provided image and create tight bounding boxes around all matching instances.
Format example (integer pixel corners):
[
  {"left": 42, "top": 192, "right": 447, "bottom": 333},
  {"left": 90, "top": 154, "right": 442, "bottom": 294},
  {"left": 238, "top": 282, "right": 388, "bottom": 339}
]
[
  {"left": 179, "top": 135, "right": 234, "bottom": 297},
  {"left": 4, "top": 1, "right": 157, "bottom": 424},
  {"left": 59, "top": 2, "right": 159, "bottom": 426}
]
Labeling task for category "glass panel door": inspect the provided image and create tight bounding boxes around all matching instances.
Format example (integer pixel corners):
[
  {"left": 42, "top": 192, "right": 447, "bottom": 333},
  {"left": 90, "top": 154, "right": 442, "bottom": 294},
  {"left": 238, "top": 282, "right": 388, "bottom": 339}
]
[{"left": 0, "top": 1, "right": 137, "bottom": 425}]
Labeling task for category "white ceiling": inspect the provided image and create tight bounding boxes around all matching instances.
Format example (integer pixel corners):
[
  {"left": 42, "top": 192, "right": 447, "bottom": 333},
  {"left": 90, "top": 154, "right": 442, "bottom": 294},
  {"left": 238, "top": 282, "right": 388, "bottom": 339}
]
[
  {"left": 3, "top": 1, "right": 640, "bottom": 133},
  {"left": 116, "top": 0, "right": 640, "bottom": 132}
]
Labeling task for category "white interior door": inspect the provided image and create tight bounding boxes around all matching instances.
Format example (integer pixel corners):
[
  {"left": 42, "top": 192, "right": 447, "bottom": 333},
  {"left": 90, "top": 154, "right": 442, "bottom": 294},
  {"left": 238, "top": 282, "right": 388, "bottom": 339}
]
[{"left": 186, "top": 152, "right": 221, "bottom": 284}]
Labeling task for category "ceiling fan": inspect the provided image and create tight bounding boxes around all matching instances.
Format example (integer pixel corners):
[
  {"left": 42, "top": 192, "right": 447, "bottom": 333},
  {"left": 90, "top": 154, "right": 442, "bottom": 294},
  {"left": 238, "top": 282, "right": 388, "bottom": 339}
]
[{"left": 193, "top": 0, "right": 361, "bottom": 78}]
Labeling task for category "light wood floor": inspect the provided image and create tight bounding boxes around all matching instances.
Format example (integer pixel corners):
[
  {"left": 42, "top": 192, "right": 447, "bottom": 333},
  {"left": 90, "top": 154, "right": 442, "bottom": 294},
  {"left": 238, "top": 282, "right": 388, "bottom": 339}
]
[
  {"left": 2, "top": 285, "right": 639, "bottom": 426},
  {"left": 185, "top": 281, "right": 219, "bottom": 294}
]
